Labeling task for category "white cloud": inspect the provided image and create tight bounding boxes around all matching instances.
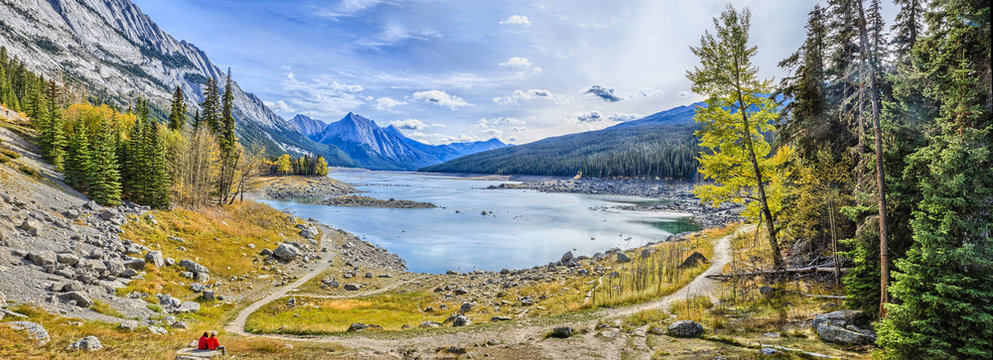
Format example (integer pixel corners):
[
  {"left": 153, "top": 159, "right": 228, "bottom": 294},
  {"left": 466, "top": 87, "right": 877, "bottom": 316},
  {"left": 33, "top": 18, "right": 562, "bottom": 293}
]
[
  {"left": 278, "top": 71, "right": 367, "bottom": 114},
  {"left": 499, "top": 57, "right": 542, "bottom": 74},
  {"left": 636, "top": 87, "right": 665, "bottom": 98},
  {"left": 573, "top": 111, "right": 603, "bottom": 123},
  {"left": 263, "top": 100, "right": 295, "bottom": 114},
  {"left": 375, "top": 97, "right": 407, "bottom": 110},
  {"left": 412, "top": 90, "right": 471, "bottom": 110},
  {"left": 315, "top": 0, "right": 393, "bottom": 20},
  {"left": 389, "top": 118, "right": 429, "bottom": 130},
  {"left": 358, "top": 24, "right": 440, "bottom": 49},
  {"left": 607, "top": 113, "right": 641, "bottom": 122},
  {"left": 475, "top": 116, "right": 527, "bottom": 129},
  {"left": 492, "top": 89, "right": 571, "bottom": 105},
  {"left": 499, "top": 15, "right": 531, "bottom": 26}
]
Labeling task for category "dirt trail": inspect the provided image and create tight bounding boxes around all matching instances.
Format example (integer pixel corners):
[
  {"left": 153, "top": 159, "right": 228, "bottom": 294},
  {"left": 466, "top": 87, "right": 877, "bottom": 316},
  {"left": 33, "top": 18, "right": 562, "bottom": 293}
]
[{"left": 224, "top": 226, "right": 750, "bottom": 358}]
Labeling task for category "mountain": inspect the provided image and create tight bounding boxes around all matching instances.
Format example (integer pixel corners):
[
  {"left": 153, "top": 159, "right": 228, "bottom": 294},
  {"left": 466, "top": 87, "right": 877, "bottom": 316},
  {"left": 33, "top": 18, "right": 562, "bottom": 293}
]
[
  {"left": 0, "top": 0, "right": 351, "bottom": 165},
  {"left": 296, "top": 112, "right": 508, "bottom": 170},
  {"left": 420, "top": 104, "right": 702, "bottom": 180},
  {"left": 606, "top": 102, "right": 702, "bottom": 129}
]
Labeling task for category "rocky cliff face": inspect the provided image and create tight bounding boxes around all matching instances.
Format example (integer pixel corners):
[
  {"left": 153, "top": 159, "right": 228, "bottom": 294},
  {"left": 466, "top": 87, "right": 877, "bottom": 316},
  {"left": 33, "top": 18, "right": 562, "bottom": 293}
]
[{"left": 0, "top": 0, "right": 347, "bottom": 163}]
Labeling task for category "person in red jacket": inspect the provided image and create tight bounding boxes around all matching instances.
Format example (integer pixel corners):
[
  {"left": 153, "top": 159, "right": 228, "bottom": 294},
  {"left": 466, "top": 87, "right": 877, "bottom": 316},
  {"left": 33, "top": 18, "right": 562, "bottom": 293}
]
[
  {"left": 197, "top": 332, "right": 209, "bottom": 350},
  {"left": 207, "top": 331, "right": 226, "bottom": 355}
]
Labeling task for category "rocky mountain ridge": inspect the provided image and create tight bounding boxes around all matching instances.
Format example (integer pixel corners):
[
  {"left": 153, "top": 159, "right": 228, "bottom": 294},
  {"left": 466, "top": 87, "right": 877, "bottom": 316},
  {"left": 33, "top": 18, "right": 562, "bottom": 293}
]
[{"left": 0, "top": 0, "right": 350, "bottom": 164}]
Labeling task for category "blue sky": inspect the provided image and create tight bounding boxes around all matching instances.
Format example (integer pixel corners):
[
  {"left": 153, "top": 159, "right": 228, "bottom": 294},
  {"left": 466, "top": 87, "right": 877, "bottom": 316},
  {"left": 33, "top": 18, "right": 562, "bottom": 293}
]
[{"left": 132, "top": 0, "right": 895, "bottom": 145}]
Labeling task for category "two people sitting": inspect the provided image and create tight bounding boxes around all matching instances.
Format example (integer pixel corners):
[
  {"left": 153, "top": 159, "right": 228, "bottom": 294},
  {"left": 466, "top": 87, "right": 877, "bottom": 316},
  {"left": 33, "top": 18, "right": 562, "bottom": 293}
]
[{"left": 197, "top": 331, "right": 226, "bottom": 355}]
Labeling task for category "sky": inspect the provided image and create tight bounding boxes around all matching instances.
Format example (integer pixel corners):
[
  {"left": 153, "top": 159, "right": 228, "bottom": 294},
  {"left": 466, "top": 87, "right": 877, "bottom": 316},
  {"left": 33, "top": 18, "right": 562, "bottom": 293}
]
[{"left": 132, "top": 0, "right": 896, "bottom": 145}]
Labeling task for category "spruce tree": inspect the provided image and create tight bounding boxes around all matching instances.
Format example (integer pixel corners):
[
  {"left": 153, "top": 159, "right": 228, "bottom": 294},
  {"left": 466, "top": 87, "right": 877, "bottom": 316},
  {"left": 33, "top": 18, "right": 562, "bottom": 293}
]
[
  {"left": 65, "top": 125, "right": 93, "bottom": 191},
  {"left": 145, "top": 121, "right": 171, "bottom": 208},
  {"left": 89, "top": 117, "right": 122, "bottom": 206},
  {"left": 168, "top": 86, "right": 186, "bottom": 130},
  {"left": 876, "top": 1, "right": 993, "bottom": 358},
  {"left": 890, "top": 0, "right": 923, "bottom": 62}
]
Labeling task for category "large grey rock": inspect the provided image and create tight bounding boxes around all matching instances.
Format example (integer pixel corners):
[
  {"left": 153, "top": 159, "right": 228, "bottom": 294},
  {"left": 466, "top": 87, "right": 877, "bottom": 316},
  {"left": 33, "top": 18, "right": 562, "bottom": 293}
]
[
  {"left": 343, "top": 284, "right": 360, "bottom": 291},
  {"left": 560, "top": 251, "right": 574, "bottom": 263},
  {"left": 678, "top": 252, "right": 709, "bottom": 268},
  {"left": 667, "top": 320, "right": 704, "bottom": 337},
  {"left": 616, "top": 252, "right": 631, "bottom": 263},
  {"left": 123, "top": 258, "right": 146, "bottom": 271},
  {"left": 178, "top": 259, "right": 209, "bottom": 274},
  {"left": 57, "top": 253, "right": 80, "bottom": 266},
  {"left": 459, "top": 302, "right": 474, "bottom": 313},
  {"left": 299, "top": 228, "right": 316, "bottom": 240},
  {"left": 98, "top": 209, "right": 116, "bottom": 220},
  {"left": 812, "top": 310, "right": 874, "bottom": 345},
  {"left": 26, "top": 251, "right": 57, "bottom": 267},
  {"left": 452, "top": 314, "right": 472, "bottom": 327},
  {"left": 104, "top": 258, "right": 126, "bottom": 276},
  {"left": 158, "top": 294, "right": 182, "bottom": 308},
  {"left": 18, "top": 219, "right": 40, "bottom": 235},
  {"left": 347, "top": 323, "right": 381, "bottom": 331},
  {"left": 175, "top": 301, "right": 200, "bottom": 313},
  {"left": 418, "top": 321, "right": 442, "bottom": 328},
  {"left": 145, "top": 251, "right": 164, "bottom": 267},
  {"left": 59, "top": 291, "right": 93, "bottom": 307},
  {"left": 5, "top": 321, "right": 50, "bottom": 345},
  {"left": 549, "top": 326, "right": 573, "bottom": 338},
  {"left": 66, "top": 336, "right": 102, "bottom": 351},
  {"left": 272, "top": 243, "right": 301, "bottom": 261}
]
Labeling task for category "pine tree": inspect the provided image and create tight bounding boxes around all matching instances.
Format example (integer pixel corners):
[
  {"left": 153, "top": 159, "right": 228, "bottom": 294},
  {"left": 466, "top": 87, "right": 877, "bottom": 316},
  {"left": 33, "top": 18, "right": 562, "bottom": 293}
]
[
  {"left": 168, "top": 86, "right": 186, "bottom": 130},
  {"left": 217, "top": 68, "right": 238, "bottom": 204},
  {"left": 890, "top": 0, "right": 924, "bottom": 62},
  {"left": 200, "top": 78, "right": 221, "bottom": 134},
  {"left": 687, "top": 4, "right": 791, "bottom": 269},
  {"left": 192, "top": 109, "right": 201, "bottom": 129},
  {"left": 89, "top": 117, "right": 122, "bottom": 206},
  {"left": 145, "top": 121, "right": 171, "bottom": 208},
  {"left": 45, "top": 81, "right": 66, "bottom": 170},
  {"left": 65, "top": 125, "right": 93, "bottom": 191},
  {"left": 876, "top": 0, "right": 993, "bottom": 357}
]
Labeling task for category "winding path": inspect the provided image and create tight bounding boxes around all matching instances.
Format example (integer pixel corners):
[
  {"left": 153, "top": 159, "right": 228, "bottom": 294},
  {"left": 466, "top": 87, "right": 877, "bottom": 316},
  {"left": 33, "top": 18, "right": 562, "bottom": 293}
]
[{"left": 223, "top": 226, "right": 751, "bottom": 357}]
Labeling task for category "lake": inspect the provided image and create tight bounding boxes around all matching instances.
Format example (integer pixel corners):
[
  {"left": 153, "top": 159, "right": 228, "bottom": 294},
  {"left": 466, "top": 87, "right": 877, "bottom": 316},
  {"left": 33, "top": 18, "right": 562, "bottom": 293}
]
[{"left": 261, "top": 169, "right": 698, "bottom": 273}]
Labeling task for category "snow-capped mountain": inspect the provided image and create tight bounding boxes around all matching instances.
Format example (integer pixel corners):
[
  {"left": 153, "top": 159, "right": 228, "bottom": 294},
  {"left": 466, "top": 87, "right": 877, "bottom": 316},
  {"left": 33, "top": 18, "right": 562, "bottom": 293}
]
[
  {"left": 0, "top": 0, "right": 350, "bottom": 165},
  {"left": 290, "top": 113, "right": 508, "bottom": 170}
]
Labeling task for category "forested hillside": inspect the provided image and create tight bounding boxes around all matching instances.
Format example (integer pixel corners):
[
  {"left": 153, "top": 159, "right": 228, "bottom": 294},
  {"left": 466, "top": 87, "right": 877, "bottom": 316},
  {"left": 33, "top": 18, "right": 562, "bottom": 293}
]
[{"left": 421, "top": 118, "right": 700, "bottom": 180}]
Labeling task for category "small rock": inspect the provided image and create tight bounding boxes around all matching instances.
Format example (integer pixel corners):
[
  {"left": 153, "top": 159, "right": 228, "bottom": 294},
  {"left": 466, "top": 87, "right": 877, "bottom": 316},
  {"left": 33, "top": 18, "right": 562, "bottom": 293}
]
[
  {"left": 343, "top": 284, "right": 360, "bottom": 291},
  {"left": 452, "top": 314, "right": 472, "bottom": 327},
  {"left": 175, "top": 302, "right": 200, "bottom": 314},
  {"left": 459, "top": 302, "right": 474, "bottom": 313},
  {"left": 418, "top": 321, "right": 442, "bottom": 328},
  {"left": 490, "top": 316, "right": 511, "bottom": 322},
  {"left": 178, "top": 259, "right": 209, "bottom": 275},
  {"left": 347, "top": 323, "right": 381, "bottom": 332},
  {"left": 760, "top": 348, "right": 781, "bottom": 355},
  {"left": 678, "top": 252, "right": 709, "bottom": 268},
  {"left": 5, "top": 321, "right": 50, "bottom": 345},
  {"left": 26, "top": 251, "right": 57, "bottom": 267},
  {"left": 59, "top": 291, "right": 93, "bottom": 307},
  {"left": 272, "top": 244, "right": 301, "bottom": 261}
]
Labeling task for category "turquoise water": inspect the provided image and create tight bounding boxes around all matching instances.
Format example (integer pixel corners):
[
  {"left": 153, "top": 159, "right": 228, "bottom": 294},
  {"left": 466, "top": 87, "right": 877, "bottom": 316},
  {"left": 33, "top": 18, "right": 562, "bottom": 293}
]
[{"left": 261, "top": 169, "right": 696, "bottom": 273}]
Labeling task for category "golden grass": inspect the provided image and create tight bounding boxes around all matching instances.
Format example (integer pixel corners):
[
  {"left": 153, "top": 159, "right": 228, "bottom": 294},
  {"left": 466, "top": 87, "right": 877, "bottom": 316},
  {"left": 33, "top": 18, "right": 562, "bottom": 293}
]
[
  {"left": 245, "top": 291, "right": 448, "bottom": 334},
  {"left": 118, "top": 201, "right": 308, "bottom": 303}
]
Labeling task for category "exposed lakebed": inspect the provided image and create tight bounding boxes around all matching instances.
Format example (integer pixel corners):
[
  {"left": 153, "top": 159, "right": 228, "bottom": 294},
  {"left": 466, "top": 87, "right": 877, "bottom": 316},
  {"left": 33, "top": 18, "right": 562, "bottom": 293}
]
[{"left": 261, "top": 169, "right": 699, "bottom": 273}]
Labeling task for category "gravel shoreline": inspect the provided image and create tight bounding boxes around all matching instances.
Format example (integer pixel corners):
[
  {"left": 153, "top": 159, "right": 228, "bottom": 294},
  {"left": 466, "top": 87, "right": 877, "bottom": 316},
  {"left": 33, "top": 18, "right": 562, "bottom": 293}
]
[{"left": 486, "top": 178, "right": 743, "bottom": 229}]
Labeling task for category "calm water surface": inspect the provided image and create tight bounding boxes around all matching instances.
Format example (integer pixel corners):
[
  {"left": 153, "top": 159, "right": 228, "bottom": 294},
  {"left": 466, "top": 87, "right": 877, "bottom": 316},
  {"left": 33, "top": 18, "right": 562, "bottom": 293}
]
[{"left": 261, "top": 169, "right": 697, "bottom": 273}]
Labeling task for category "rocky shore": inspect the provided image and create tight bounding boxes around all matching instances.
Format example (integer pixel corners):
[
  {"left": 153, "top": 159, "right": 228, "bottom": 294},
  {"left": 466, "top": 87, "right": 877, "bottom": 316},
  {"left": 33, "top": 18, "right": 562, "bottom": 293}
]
[
  {"left": 261, "top": 176, "right": 356, "bottom": 200},
  {"left": 487, "top": 178, "right": 743, "bottom": 228},
  {"left": 318, "top": 195, "right": 437, "bottom": 209}
]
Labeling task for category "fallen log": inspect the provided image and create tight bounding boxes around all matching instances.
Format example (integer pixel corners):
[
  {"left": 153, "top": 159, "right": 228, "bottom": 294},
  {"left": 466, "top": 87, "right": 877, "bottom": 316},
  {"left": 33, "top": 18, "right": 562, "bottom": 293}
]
[{"left": 705, "top": 266, "right": 850, "bottom": 280}]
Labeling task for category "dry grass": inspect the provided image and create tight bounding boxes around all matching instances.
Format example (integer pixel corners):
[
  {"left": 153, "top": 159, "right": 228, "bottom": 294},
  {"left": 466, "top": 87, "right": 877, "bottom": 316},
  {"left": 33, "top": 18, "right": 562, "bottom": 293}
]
[{"left": 245, "top": 291, "right": 448, "bottom": 334}]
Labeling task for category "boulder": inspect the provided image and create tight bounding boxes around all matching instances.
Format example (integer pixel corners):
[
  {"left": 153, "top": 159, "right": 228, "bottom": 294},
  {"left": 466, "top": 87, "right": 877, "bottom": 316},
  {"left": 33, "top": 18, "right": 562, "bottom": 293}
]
[
  {"left": 343, "top": 284, "right": 360, "bottom": 291},
  {"left": 667, "top": 320, "right": 704, "bottom": 337},
  {"left": 616, "top": 252, "right": 631, "bottom": 263},
  {"left": 418, "top": 321, "right": 442, "bottom": 328},
  {"left": 18, "top": 219, "right": 40, "bottom": 235},
  {"left": 459, "top": 302, "right": 474, "bottom": 313},
  {"left": 202, "top": 290, "right": 215, "bottom": 302},
  {"left": 812, "top": 310, "right": 874, "bottom": 345},
  {"left": 347, "top": 323, "right": 381, "bottom": 332},
  {"left": 299, "top": 229, "right": 316, "bottom": 240},
  {"left": 549, "top": 326, "right": 573, "bottom": 338},
  {"left": 26, "top": 251, "right": 57, "bottom": 267},
  {"left": 66, "top": 336, "right": 102, "bottom": 351},
  {"left": 56, "top": 253, "right": 80, "bottom": 266},
  {"left": 104, "top": 259, "right": 126, "bottom": 276},
  {"left": 98, "top": 209, "right": 116, "bottom": 221},
  {"left": 491, "top": 316, "right": 511, "bottom": 322},
  {"left": 272, "top": 244, "right": 301, "bottom": 261},
  {"left": 175, "top": 302, "right": 200, "bottom": 314},
  {"left": 178, "top": 259, "right": 209, "bottom": 275},
  {"left": 123, "top": 258, "right": 146, "bottom": 271},
  {"left": 560, "top": 251, "right": 574, "bottom": 264},
  {"left": 678, "top": 252, "right": 709, "bottom": 269},
  {"left": 5, "top": 321, "right": 50, "bottom": 345},
  {"left": 452, "top": 314, "right": 472, "bottom": 327},
  {"left": 83, "top": 201, "right": 100, "bottom": 210},
  {"left": 59, "top": 291, "right": 93, "bottom": 307},
  {"left": 321, "top": 277, "right": 339, "bottom": 288}
]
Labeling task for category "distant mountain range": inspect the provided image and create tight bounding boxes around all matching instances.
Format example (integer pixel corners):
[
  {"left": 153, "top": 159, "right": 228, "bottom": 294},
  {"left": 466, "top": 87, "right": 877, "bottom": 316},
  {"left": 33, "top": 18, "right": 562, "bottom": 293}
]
[
  {"left": 420, "top": 103, "right": 704, "bottom": 180},
  {"left": 290, "top": 113, "right": 508, "bottom": 170}
]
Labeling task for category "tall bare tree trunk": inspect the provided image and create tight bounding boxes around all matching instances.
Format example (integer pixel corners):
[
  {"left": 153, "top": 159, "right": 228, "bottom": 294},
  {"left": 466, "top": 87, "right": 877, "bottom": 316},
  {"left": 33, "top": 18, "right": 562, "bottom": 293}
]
[{"left": 857, "top": 0, "right": 890, "bottom": 319}]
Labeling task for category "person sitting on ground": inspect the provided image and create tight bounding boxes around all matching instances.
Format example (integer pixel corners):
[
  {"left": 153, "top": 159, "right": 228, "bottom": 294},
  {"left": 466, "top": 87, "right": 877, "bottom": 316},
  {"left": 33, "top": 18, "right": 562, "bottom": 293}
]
[
  {"left": 207, "top": 331, "right": 226, "bottom": 355},
  {"left": 198, "top": 332, "right": 209, "bottom": 350}
]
